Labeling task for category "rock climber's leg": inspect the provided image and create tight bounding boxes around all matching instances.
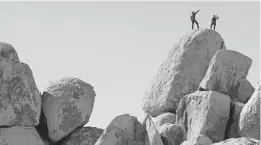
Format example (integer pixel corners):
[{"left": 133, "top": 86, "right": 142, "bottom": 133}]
[
  {"left": 214, "top": 24, "right": 216, "bottom": 30},
  {"left": 192, "top": 20, "right": 194, "bottom": 29},
  {"left": 195, "top": 20, "right": 199, "bottom": 28}
]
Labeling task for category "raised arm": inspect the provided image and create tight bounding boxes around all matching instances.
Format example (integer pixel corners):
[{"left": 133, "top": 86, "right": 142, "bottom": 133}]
[
  {"left": 216, "top": 15, "right": 219, "bottom": 19},
  {"left": 195, "top": 10, "right": 200, "bottom": 14}
]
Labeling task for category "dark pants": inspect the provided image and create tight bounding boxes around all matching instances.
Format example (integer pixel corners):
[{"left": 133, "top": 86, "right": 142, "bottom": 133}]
[
  {"left": 191, "top": 20, "right": 199, "bottom": 29},
  {"left": 210, "top": 23, "right": 216, "bottom": 30}
]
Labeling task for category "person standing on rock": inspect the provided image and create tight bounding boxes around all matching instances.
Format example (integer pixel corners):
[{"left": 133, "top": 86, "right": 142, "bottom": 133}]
[
  {"left": 191, "top": 10, "right": 200, "bottom": 30},
  {"left": 210, "top": 15, "right": 219, "bottom": 30}
]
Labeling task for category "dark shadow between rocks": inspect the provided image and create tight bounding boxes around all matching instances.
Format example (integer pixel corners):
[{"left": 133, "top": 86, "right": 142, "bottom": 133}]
[{"left": 224, "top": 102, "right": 235, "bottom": 139}]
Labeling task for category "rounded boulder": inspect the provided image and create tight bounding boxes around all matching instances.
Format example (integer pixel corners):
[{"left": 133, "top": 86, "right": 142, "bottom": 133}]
[{"left": 42, "top": 77, "right": 96, "bottom": 142}]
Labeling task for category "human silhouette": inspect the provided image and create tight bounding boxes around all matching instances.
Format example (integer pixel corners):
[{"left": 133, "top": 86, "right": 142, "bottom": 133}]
[
  {"left": 191, "top": 10, "right": 200, "bottom": 30},
  {"left": 210, "top": 15, "right": 219, "bottom": 30}
]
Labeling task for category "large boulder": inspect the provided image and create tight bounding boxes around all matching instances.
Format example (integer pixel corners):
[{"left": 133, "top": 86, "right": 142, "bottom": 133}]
[
  {"left": 224, "top": 101, "right": 244, "bottom": 139},
  {"left": 95, "top": 114, "right": 146, "bottom": 145},
  {"left": 181, "top": 134, "right": 212, "bottom": 145},
  {"left": 152, "top": 112, "right": 176, "bottom": 129},
  {"left": 143, "top": 28, "right": 225, "bottom": 117},
  {"left": 144, "top": 114, "right": 164, "bottom": 145},
  {"left": 239, "top": 83, "right": 260, "bottom": 139},
  {"left": 199, "top": 50, "right": 252, "bottom": 103},
  {"left": 95, "top": 124, "right": 127, "bottom": 145},
  {"left": 176, "top": 91, "right": 230, "bottom": 143},
  {"left": 42, "top": 77, "right": 96, "bottom": 142},
  {"left": 0, "top": 126, "right": 46, "bottom": 145},
  {"left": 60, "top": 127, "right": 104, "bottom": 145},
  {"left": 158, "top": 123, "right": 186, "bottom": 145},
  {"left": 0, "top": 42, "right": 41, "bottom": 126},
  {"left": 211, "top": 137, "right": 260, "bottom": 145}
]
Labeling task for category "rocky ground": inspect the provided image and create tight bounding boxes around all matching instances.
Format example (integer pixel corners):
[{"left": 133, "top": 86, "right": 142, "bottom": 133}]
[{"left": 0, "top": 28, "right": 259, "bottom": 145}]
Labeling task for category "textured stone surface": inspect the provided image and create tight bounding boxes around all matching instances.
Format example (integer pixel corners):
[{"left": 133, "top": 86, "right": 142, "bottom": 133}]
[
  {"left": 0, "top": 42, "right": 41, "bottom": 126},
  {"left": 238, "top": 79, "right": 255, "bottom": 103},
  {"left": 60, "top": 127, "right": 103, "bottom": 145},
  {"left": 176, "top": 91, "right": 230, "bottom": 143},
  {"left": 224, "top": 101, "right": 244, "bottom": 139},
  {"left": 152, "top": 112, "right": 176, "bottom": 129},
  {"left": 158, "top": 123, "right": 186, "bottom": 145},
  {"left": 211, "top": 137, "right": 260, "bottom": 145},
  {"left": 143, "top": 28, "right": 225, "bottom": 117},
  {"left": 199, "top": 50, "right": 252, "bottom": 103},
  {"left": 42, "top": 77, "right": 96, "bottom": 142},
  {"left": 239, "top": 83, "right": 260, "bottom": 139},
  {"left": 95, "top": 114, "right": 145, "bottom": 145},
  {"left": 0, "top": 126, "right": 45, "bottom": 145},
  {"left": 144, "top": 114, "right": 164, "bottom": 145},
  {"left": 181, "top": 134, "right": 212, "bottom": 145}
]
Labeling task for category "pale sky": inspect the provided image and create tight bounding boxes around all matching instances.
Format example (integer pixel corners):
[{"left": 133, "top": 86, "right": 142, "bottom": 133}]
[{"left": 0, "top": 1, "right": 259, "bottom": 129}]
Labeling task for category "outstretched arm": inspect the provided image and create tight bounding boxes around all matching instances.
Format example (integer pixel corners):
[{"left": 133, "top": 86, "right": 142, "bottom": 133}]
[
  {"left": 195, "top": 10, "right": 200, "bottom": 14},
  {"left": 216, "top": 15, "right": 219, "bottom": 19}
]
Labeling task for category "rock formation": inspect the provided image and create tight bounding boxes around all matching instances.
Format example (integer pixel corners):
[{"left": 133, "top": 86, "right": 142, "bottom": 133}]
[
  {"left": 199, "top": 49, "right": 252, "bottom": 103},
  {"left": 157, "top": 123, "right": 186, "bottom": 145},
  {"left": 152, "top": 112, "right": 176, "bottom": 129},
  {"left": 239, "top": 83, "right": 260, "bottom": 139},
  {"left": 95, "top": 114, "right": 146, "bottom": 145},
  {"left": 211, "top": 137, "right": 260, "bottom": 145},
  {"left": 0, "top": 126, "right": 46, "bottom": 145},
  {"left": 176, "top": 91, "right": 230, "bottom": 143},
  {"left": 237, "top": 79, "right": 255, "bottom": 103},
  {"left": 0, "top": 42, "right": 41, "bottom": 126},
  {"left": 0, "top": 27, "right": 259, "bottom": 145},
  {"left": 143, "top": 114, "right": 164, "bottom": 145},
  {"left": 0, "top": 42, "right": 45, "bottom": 145},
  {"left": 224, "top": 101, "right": 244, "bottom": 139},
  {"left": 59, "top": 127, "right": 104, "bottom": 145},
  {"left": 41, "top": 77, "right": 96, "bottom": 142},
  {"left": 142, "top": 29, "right": 226, "bottom": 117},
  {"left": 181, "top": 134, "right": 212, "bottom": 145}
]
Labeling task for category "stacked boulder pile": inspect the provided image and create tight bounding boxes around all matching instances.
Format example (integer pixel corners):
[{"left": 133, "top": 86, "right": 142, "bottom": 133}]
[
  {"left": 0, "top": 43, "right": 103, "bottom": 145},
  {"left": 0, "top": 28, "right": 259, "bottom": 145},
  {"left": 95, "top": 28, "right": 260, "bottom": 145},
  {"left": 141, "top": 28, "right": 260, "bottom": 145}
]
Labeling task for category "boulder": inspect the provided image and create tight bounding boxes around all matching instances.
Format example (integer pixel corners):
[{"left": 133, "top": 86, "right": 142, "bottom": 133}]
[
  {"left": 152, "top": 112, "right": 176, "bottom": 129},
  {"left": 224, "top": 101, "right": 244, "bottom": 139},
  {"left": 42, "top": 77, "right": 96, "bottom": 142},
  {"left": 144, "top": 114, "right": 164, "bottom": 145},
  {"left": 95, "top": 125, "right": 126, "bottom": 145},
  {"left": 176, "top": 91, "right": 230, "bottom": 143},
  {"left": 238, "top": 79, "right": 255, "bottom": 103},
  {"left": 95, "top": 114, "right": 146, "bottom": 145},
  {"left": 211, "top": 137, "right": 260, "bottom": 145},
  {"left": 60, "top": 127, "right": 103, "bottom": 145},
  {"left": 158, "top": 123, "right": 186, "bottom": 145},
  {"left": 143, "top": 28, "right": 225, "bottom": 117},
  {"left": 199, "top": 50, "right": 252, "bottom": 103},
  {"left": 239, "top": 83, "right": 260, "bottom": 139},
  {"left": 0, "top": 126, "right": 45, "bottom": 145},
  {"left": 181, "top": 134, "right": 212, "bottom": 145},
  {"left": 0, "top": 42, "right": 41, "bottom": 126}
]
